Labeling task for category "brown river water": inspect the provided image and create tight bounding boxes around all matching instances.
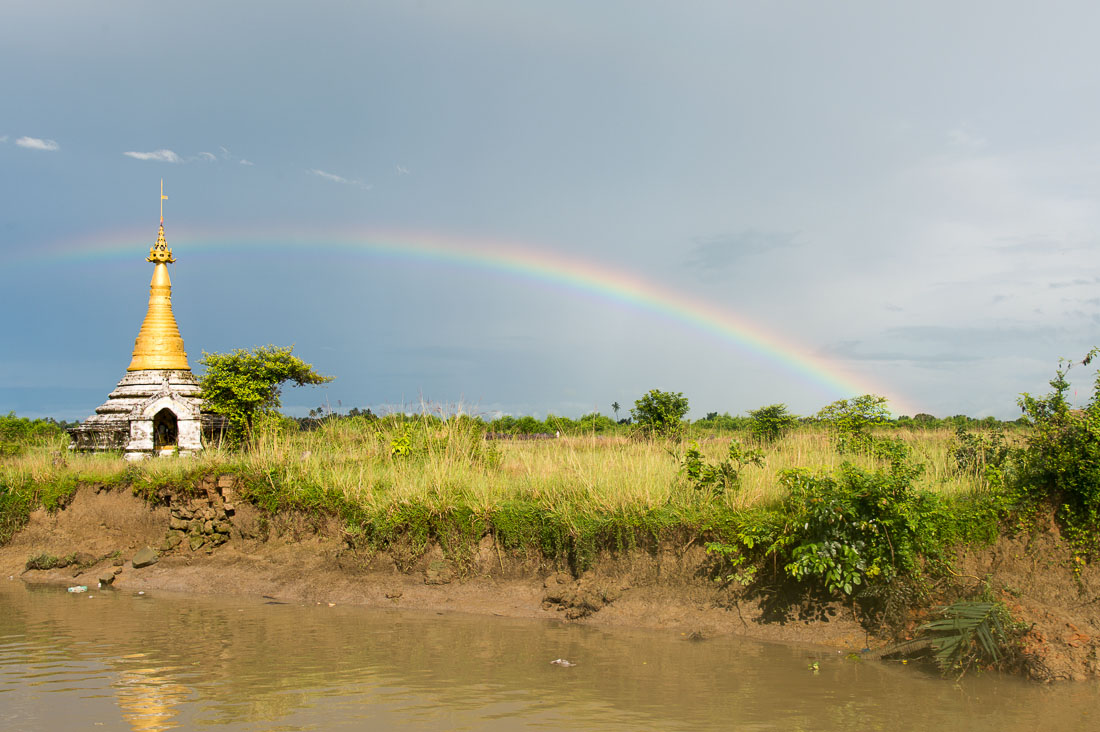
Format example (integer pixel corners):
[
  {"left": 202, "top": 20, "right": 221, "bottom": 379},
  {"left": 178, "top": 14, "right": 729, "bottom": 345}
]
[{"left": 2, "top": 578, "right": 1099, "bottom": 731}]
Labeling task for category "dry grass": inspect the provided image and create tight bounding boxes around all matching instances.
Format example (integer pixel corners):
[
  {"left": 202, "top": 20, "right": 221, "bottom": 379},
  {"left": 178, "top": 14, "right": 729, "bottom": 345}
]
[{"left": 2, "top": 421, "right": 1001, "bottom": 523}]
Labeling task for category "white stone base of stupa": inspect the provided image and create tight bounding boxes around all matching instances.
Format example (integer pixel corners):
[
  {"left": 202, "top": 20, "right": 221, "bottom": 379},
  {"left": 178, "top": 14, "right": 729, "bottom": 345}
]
[{"left": 69, "top": 369, "right": 212, "bottom": 458}]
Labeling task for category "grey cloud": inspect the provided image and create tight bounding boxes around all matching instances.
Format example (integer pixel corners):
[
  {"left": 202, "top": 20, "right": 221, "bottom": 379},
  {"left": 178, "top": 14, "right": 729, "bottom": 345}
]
[
  {"left": 1049, "top": 277, "right": 1100, "bottom": 289},
  {"left": 820, "top": 339, "right": 983, "bottom": 365},
  {"left": 685, "top": 230, "right": 797, "bottom": 272},
  {"left": 822, "top": 324, "right": 1070, "bottom": 367},
  {"left": 884, "top": 324, "right": 1062, "bottom": 345}
]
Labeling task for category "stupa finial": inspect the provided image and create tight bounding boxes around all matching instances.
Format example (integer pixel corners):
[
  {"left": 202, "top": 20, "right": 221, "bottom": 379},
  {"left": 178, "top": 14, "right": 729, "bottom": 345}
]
[{"left": 148, "top": 179, "right": 175, "bottom": 264}]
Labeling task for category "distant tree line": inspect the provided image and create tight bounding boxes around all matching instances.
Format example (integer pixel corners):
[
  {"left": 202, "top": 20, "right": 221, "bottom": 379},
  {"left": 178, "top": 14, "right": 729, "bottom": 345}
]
[
  {"left": 288, "top": 391, "right": 1029, "bottom": 440},
  {"left": 0, "top": 412, "right": 77, "bottom": 456}
]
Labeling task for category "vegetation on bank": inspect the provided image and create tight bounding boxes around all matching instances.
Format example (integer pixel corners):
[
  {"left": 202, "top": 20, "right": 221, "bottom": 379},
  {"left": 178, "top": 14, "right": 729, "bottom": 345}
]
[{"left": 4, "top": 349, "right": 1100, "bottom": 676}]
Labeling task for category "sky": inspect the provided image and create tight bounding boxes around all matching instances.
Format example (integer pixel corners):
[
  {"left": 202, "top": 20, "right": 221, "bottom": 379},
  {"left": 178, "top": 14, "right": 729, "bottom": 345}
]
[{"left": 4, "top": 0, "right": 1100, "bottom": 421}]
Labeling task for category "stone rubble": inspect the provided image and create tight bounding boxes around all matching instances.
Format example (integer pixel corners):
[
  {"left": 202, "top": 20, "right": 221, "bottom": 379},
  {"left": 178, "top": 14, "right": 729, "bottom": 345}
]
[{"left": 161, "top": 474, "right": 238, "bottom": 554}]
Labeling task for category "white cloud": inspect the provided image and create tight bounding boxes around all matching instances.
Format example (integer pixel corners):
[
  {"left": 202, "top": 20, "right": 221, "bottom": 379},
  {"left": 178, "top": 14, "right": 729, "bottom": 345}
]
[
  {"left": 198, "top": 151, "right": 217, "bottom": 161},
  {"left": 307, "top": 168, "right": 370, "bottom": 188},
  {"left": 239, "top": 159, "right": 254, "bottom": 166},
  {"left": 309, "top": 168, "right": 351, "bottom": 183},
  {"left": 123, "top": 149, "right": 181, "bottom": 163},
  {"left": 395, "top": 164, "right": 410, "bottom": 175},
  {"left": 0, "top": 135, "right": 8, "bottom": 143},
  {"left": 16, "top": 136, "right": 60, "bottom": 151}
]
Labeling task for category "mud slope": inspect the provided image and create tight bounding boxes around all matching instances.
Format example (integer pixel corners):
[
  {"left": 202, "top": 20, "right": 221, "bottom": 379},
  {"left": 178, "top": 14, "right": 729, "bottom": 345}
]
[{"left": 3, "top": 483, "right": 1098, "bottom": 681}]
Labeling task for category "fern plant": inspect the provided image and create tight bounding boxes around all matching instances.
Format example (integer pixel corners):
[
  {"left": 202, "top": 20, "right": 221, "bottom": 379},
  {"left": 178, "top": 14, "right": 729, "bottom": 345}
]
[{"left": 920, "top": 600, "right": 1011, "bottom": 677}]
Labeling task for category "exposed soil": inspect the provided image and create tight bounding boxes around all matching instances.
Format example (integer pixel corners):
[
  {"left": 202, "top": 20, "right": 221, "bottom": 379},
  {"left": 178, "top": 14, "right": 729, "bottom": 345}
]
[
  {"left": 3, "top": 483, "right": 1099, "bottom": 682},
  {"left": 952, "top": 516, "right": 1100, "bottom": 682}
]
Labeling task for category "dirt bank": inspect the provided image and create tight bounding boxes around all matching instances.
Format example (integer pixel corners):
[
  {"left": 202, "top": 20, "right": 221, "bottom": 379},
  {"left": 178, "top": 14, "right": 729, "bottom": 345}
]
[{"left": 3, "top": 483, "right": 1099, "bottom": 682}]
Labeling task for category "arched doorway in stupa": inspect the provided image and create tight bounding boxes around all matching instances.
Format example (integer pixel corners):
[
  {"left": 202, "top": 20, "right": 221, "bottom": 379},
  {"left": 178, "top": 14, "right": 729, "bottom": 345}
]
[{"left": 153, "top": 408, "right": 179, "bottom": 452}]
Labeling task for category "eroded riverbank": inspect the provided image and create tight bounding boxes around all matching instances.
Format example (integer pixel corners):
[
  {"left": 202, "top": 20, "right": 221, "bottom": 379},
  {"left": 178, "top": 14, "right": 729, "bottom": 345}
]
[{"left": 3, "top": 482, "right": 1100, "bottom": 682}]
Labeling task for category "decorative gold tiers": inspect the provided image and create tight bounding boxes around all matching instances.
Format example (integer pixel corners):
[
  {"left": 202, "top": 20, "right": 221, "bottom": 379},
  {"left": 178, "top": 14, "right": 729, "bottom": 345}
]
[{"left": 127, "top": 219, "right": 190, "bottom": 371}]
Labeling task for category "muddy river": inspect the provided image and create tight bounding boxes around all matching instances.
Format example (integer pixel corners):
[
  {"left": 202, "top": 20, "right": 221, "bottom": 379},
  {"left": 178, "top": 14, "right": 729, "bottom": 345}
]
[{"left": 2, "top": 579, "right": 1098, "bottom": 731}]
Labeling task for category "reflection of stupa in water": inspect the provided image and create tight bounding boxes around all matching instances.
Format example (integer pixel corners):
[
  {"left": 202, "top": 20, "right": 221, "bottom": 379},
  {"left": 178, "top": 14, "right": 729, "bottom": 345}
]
[
  {"left": 115, "top": 661, "right": 188, "bottom": 732},
  {"left": 68, "top": 182, "right": 225, "bottom": 459}
]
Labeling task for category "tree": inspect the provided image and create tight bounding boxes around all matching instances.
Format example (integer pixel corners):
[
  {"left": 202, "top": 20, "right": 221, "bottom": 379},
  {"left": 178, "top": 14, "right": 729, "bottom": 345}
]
[
  {"left": 578, "top": 412, "right": 616, "bottom": 433},
  {"left": 815, "top": 394, "right": 891, "bottom": 454},
  {"left": 748, "top": 403, "right": 797, "bottom": 444},
  {"left": 631, "top": 389, "right": 689, "bottom": 437},
  {"left": 816, "top": 395, "right": 890, "bottom": 433},
  {"left": 199, "top": 345, "right": 333, "bottom": 446},
  {"left": 611, "top": 401, "right": 621, "bottom": 421}
]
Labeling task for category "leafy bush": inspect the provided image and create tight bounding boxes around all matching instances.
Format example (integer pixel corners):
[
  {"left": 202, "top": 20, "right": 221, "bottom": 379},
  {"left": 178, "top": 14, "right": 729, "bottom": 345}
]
[
  {"left": 816, "top": 394, "right": 890, "bottom": 432},
  {"left": 1013, "top": 351, "right": 1100, "bottom": 553},
  {"left": 867, "top": 436, "right": 913, "bottom": 465},
  {"left": 705, "top": 456, "right": 959, "bottom": 598},
  {"left": 953, "top": 426, "right": 1009, "bottom": 490},
  {"left": 748, "top": 403, "right": 797, "bottom": 444},
  {"left": 680, "top": 440, "right": 764, "bottom": 496},
  {"left": 779, "top": 461, "right": 947, "bottom": 594},
  {"left": 631, "top": 389, "right": 689, "bottom": 438},
  {"left": 816, "top": 394, "right": 891, "bottom": 454},
  {"left": 576, "top": 412, "right": 616, "bottom": 433}
]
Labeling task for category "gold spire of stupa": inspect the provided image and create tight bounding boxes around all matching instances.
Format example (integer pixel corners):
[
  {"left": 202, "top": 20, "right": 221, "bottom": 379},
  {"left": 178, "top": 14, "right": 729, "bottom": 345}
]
[{"left": 127, "top": 181, "right": 190, "bottom": 371}]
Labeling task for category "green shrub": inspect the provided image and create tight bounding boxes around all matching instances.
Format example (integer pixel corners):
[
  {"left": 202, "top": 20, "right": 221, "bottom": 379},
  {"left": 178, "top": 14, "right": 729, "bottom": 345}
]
[
  {"left": 748, "top": 403, "right": 797, "bottom": 444},
  {"left": 631, "top": 389, "right": 689, "bottom": 438},
  {"left": 1013, "top": 351, "right": 1100, "bottom": 554},
  {"left": 680, "top": 440, "right": 764, "bottom": 496},
  {"left": 778, "top": 461, "right": 949, "bottom": 594},
  {"left": 816, "top": 395, "right": 883, "bottom": 450}
]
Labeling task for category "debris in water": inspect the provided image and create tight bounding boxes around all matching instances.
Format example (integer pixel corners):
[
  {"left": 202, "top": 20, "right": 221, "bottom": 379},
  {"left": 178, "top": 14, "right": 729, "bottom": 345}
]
[
  {"left": 550, "top": 659, "right": 576, "bottom": 667},
  {"left": 67, "top": 586, "right": 88, "bottom": 593}
]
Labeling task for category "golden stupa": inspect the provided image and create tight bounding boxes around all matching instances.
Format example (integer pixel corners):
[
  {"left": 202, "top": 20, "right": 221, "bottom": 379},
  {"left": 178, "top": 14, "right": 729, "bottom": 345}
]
[
  {"left": 127, "top": 186, "right": 189, "bottom": 371},
  {"left": 69, "top": 182, "right": 224, "bottom": 458}
]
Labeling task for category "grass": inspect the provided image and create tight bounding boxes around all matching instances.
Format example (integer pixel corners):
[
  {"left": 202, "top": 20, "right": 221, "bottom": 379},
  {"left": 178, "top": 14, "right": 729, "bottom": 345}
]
[{"left": 0, "top": 418, "right": 1007, "bottom": 564}]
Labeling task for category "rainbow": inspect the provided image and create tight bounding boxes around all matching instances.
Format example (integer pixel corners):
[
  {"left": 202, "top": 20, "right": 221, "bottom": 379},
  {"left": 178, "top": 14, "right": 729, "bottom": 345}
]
[{"left": 27, "top": 225, "right": 915, "bottom": 414}]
